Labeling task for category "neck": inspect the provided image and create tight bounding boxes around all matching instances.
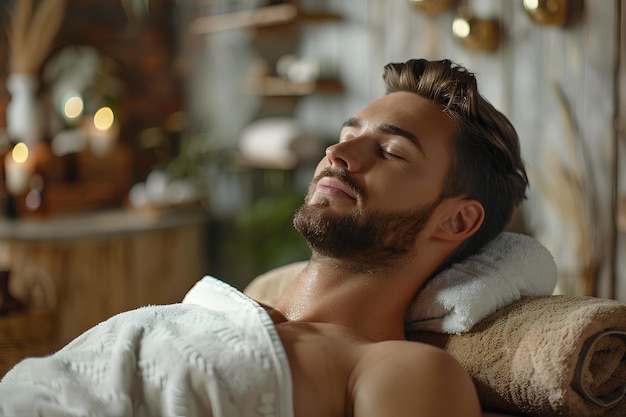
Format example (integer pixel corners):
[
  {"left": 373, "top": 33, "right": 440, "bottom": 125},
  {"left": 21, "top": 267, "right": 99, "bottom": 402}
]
[{"left": 273, "top": 253, "right": 438, "bottom": 341}]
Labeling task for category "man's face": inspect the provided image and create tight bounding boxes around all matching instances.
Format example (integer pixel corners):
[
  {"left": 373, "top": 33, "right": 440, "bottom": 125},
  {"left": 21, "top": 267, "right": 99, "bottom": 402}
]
[{"left": 293, "top": 92, "right": 457, "bottom": 270}]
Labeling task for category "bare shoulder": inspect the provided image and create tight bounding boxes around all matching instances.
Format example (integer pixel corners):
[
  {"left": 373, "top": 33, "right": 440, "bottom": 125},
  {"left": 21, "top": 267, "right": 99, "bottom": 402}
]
[{"left": 350, "top": 340, "right": 481, "bottom": 417}]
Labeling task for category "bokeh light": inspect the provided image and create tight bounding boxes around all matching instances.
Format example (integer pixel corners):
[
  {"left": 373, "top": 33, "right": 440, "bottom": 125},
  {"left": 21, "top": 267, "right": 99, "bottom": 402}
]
[
  {"left": 11, "top": 142, "right": 29, "bottom": 163},
  {"left": 63, "top": 93, "right": 84, "bottom": 120},
  {"left": 94, "top": 107, "right": 115, "bottom": 131},
  {"left": 523, "top": 0, "right": 540, "bottom": 11},
  {"left": 452, "top": 17, "right": 471, "bottom": 38}
]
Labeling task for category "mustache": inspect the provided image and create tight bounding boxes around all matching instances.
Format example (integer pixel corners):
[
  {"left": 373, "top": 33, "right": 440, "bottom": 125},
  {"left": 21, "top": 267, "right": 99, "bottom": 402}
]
[{"left": 313, "top": 167, "right": 367, "bottom": 201}]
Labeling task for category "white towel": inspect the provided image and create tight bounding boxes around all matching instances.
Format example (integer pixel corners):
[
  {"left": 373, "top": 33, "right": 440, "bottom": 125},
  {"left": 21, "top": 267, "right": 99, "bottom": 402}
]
[
  {"left": 404, "top": 232, "right": 557, "bottom": 334},
  {"left": 0, "top": 276, "right": 294, "bottom": 417}
]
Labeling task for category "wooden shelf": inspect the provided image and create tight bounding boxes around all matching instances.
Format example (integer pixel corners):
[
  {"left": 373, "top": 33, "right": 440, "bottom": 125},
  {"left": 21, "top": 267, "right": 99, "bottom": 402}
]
[
  {"left": 3, "top": 213, "right": 207, "bottom": 347},
  {"left": 248, "top": 76, "right": 343, "bottom": 97},
  {"left": 0, "top": 208, "right": 208, "bottom": 240},
  {"left": 189, "top": 3, "right": 342, "bottom": 34}
]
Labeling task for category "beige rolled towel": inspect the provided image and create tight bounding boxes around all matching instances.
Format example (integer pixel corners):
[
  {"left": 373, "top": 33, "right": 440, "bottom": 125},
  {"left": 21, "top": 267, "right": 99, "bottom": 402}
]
[{"left": 408, "top": 295, "right": 626, "bottom": 417}]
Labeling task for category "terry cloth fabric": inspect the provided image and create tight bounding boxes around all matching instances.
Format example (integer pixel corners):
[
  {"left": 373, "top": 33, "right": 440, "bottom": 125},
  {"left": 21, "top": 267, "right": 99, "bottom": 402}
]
[
  {"left": 408, "top": 295, "right": 626, "bottom": 417},
  {"left": 0, "top": 276, "right": 294, "bottom": 417},
  {"left": 404, "top": 232, "right": 557, "bottom": 334}
]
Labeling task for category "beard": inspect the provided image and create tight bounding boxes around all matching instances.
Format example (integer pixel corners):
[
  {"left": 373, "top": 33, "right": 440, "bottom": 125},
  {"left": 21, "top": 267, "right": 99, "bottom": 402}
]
[{"left": 293, "top": 169, "right": 441, "bottom": 273}]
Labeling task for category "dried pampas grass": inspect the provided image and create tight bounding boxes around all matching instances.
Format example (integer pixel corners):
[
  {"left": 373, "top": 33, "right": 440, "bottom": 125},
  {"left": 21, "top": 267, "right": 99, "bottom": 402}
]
[
  {"left": 529, "top": 81, "right": 599, "bottom": 296},
  {"left": 7, "top": 0, "right": 66, "bottom": 73}
]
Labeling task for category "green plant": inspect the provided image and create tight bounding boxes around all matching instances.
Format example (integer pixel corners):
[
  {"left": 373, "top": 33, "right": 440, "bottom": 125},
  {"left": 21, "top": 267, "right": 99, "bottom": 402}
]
[{"left": 233, "top": 191, "right": 310, "bottom": 274}]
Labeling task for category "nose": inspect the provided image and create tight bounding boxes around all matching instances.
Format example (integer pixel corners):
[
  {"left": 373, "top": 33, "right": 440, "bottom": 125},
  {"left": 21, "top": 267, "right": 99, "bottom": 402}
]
[{"left": 325, "top": 139, "right": 373, "bottom": 172}]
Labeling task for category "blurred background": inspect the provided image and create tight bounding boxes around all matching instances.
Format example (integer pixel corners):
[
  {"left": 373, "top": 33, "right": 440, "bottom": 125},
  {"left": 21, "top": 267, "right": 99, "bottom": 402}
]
[{"left": 0, "top": 0, "right": 624, "bottom": 371}]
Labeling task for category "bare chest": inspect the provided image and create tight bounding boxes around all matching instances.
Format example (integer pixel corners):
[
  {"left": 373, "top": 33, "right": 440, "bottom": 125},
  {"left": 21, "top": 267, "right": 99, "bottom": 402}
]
[{"left": 274, "top": 322, "right": 368, "bottom": 417}]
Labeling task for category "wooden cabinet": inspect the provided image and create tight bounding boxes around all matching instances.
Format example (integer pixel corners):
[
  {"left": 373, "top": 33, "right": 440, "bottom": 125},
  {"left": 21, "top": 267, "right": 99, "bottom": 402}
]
[{"left": 0, "top": 209, "right": 208, "bottom": 372}]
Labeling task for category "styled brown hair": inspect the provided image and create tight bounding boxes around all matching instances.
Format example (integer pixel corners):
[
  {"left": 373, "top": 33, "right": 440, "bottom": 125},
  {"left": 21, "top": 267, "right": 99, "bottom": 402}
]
[{"left": 383, "top": 59, "right": 528, "bottom": 265}]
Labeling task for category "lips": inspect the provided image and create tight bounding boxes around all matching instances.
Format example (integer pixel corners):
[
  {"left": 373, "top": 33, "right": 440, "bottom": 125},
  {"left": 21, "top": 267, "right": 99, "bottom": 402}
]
[{"left": 315, "top": 176, "right": 358, "bottom": 200}]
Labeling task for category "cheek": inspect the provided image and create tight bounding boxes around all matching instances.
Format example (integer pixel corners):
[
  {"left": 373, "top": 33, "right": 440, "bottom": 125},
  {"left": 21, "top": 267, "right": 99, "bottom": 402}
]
[{"left": 369, "top": 176, "right": 436, "bottom": 211}]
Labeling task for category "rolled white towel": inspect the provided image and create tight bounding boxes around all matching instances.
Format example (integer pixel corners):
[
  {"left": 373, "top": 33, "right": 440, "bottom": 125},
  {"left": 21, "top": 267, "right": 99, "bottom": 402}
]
[{"left": 404, "top": 232, "right": 557, "bottom": 334}]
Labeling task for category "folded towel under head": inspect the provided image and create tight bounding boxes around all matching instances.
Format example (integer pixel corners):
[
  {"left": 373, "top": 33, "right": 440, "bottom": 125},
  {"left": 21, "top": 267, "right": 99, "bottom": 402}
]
[
  {"left": 404, "top": 232, "right": 558, "bottom": 334},
  {"left": 408, "top": 295, "right": 626, "bottom": 417}
]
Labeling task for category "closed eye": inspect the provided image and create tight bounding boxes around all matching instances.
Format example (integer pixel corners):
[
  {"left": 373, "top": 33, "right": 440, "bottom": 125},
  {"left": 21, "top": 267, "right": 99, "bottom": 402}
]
[
  {"left": 380, "top": 145, "right": 403, "bottom": 160},
  {"left": 342, "top": 117, "right": 426, "bottom": 159}
]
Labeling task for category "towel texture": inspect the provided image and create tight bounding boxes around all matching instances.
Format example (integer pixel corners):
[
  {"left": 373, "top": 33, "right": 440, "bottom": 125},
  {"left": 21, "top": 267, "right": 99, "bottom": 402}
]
[
  {"left": 408, "top": 295, "right": 626, "bottom": 417},
  {"left": 0, "top": 276, "right": 294, "bottom": 417},
  {"left": 404, "top": 232, "right": 557, "bottom": 334}
]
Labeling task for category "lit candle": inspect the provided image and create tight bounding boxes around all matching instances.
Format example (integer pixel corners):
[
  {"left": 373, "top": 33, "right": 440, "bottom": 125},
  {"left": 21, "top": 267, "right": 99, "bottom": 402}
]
[{"left": 4, "top": 142, "right": 34, "bottom": 194}]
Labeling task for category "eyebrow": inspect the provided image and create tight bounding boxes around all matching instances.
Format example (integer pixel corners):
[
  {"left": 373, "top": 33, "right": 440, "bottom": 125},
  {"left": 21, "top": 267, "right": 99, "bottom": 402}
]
[{"left": 341, "top": 117, "right": 426, "bottom": 157}]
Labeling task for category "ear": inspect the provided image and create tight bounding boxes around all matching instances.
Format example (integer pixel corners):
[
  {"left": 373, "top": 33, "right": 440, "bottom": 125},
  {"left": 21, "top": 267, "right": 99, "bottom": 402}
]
[{"left": 434, "top": 199, "right": 484, "bottom": 242}]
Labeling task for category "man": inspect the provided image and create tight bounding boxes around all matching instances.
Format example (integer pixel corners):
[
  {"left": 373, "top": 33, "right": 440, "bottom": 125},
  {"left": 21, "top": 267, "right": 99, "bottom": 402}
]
[
  {"left": 0, "top": 59, "right": 527, "bottom": 417},
  {"left": 260, "top": 58, "right": 527, "bottom": 417}
]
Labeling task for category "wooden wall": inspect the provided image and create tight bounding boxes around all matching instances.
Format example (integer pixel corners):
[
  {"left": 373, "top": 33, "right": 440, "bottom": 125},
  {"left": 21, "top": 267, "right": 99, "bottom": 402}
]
[
  {"left": 297, "top": 0, "right": 620, "bottom": 300},
  {"left": 191, "top": 0, "right": 622, "bottom": 299}
]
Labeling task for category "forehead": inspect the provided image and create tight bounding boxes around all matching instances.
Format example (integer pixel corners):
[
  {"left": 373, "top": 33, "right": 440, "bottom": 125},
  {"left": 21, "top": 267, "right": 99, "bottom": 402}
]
[
  {"left": 354, "top": 91, "right": 455, "bottom": 133},
  {"left": 353, "top": 91, "right": 457, "bottom": 156}
]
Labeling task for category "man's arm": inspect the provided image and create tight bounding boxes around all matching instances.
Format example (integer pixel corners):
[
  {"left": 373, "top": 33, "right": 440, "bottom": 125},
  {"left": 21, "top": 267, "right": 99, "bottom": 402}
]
[{"left": 351, "top": 341, "right": 481, "bottom": 417}]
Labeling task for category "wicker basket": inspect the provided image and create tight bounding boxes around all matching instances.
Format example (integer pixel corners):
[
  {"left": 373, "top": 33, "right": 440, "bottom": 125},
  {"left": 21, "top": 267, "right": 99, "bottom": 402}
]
[{"left": 0, "top": 308, "right": 58, "bottom": 378}]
